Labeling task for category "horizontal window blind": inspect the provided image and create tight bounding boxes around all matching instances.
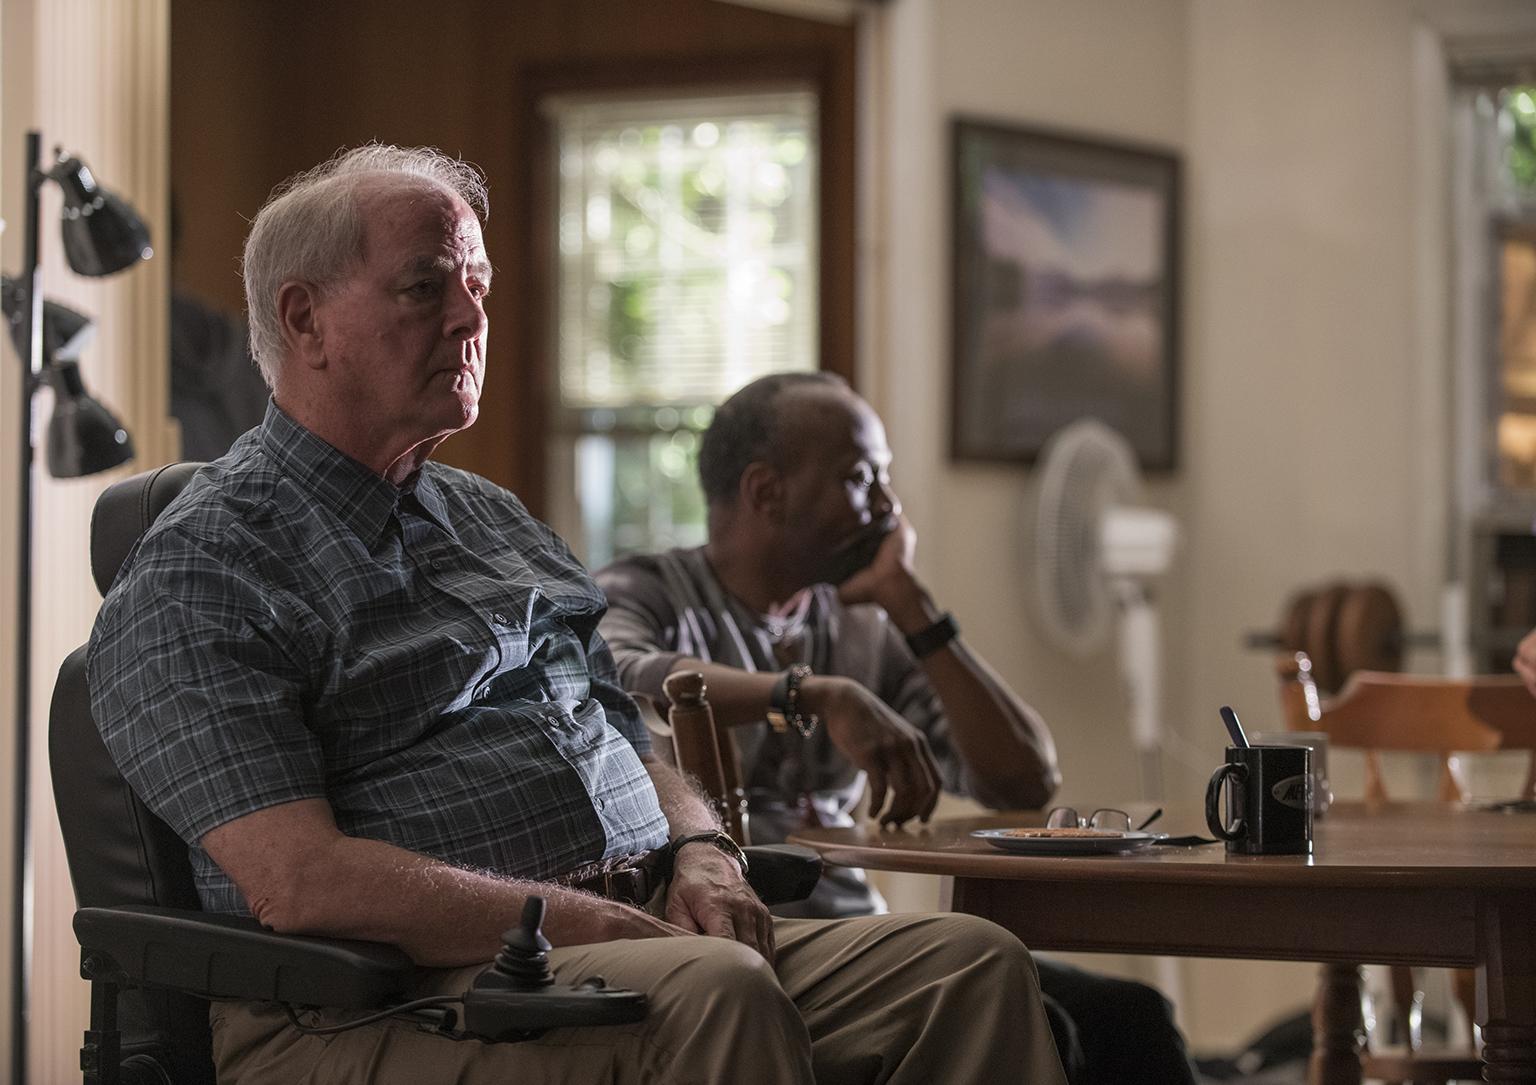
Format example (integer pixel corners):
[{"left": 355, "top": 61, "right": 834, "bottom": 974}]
[{"left": 547, "top": 88, "right": 820, "bottom": 411}]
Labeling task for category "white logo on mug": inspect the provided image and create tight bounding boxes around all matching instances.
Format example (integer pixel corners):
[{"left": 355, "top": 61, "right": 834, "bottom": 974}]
[{"left": 1271, "top": 775, "right": 1310, "bottom": 810}]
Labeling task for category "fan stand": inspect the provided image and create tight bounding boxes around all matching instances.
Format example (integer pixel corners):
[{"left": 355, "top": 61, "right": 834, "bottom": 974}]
[{"left": 1112, "top": 577, "right": 1164, "bottom": 802}]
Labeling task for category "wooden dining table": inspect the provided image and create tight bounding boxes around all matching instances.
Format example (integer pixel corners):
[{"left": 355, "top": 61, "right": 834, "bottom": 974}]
[{"left": 788, "top": 802, "right": 1536, "bottom": 1084}]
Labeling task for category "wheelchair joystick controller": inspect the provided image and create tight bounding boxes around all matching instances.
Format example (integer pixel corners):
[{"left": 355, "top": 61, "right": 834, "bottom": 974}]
[
  {"left": 479, "top": 897, "right": 555, "bottom": 990},
  {"left": 461, "top": 895, "right": 648, "bottom": 1041}
]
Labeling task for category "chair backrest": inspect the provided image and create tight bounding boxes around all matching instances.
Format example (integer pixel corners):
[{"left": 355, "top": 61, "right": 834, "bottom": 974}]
[
  {"left": 53, "top": 462, "right": 204, "bottom": 910},
  {"left": 1275, "top": 580, "right": 1404, "bottom": 695},
  {"left": 1277, "top": 652, "right": 1536, "bottom": 803},
  {"left": 1273, "top": 577, "right": 1536, "bottom": 802},
  {"left": 49, "top": 462, "right": 214, "bottom": 1083}
]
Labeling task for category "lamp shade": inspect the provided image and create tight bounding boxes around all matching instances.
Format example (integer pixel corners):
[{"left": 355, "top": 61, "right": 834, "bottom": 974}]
[
  {"left": 52, "top": 155, "right": 153, "bottom": 277},
  {"left": 44, "top": 360, "right": 134, "bottom": 477},
  {"left": 1, "top": 276, "right": 95, "bottom": 364}
]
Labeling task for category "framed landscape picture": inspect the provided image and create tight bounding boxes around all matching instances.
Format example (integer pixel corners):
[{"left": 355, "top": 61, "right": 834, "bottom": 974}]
[{"left": 950, "top": 118, "right": 1180, "bottom": 469}]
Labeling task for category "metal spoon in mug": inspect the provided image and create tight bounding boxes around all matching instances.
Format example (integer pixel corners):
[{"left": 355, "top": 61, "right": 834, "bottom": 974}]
[{"left": 1219, "top": 704, "right": 1250, "bottom": 748}]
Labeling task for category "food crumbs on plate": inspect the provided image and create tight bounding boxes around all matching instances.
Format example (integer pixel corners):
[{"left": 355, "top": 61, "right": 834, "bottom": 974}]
[{"left": 1000, "top": 828, "right": 1124, "bottom": 839}]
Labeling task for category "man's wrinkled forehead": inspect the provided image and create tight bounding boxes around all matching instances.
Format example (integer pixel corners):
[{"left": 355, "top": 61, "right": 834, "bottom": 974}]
[{"left": 357, "top": 175, "right": 489, "bottom": 269}]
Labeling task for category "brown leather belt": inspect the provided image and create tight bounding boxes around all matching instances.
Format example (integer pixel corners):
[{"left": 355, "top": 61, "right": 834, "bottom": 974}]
[{"left": 554, "top": 849, "right": 670, "bottom": 906}]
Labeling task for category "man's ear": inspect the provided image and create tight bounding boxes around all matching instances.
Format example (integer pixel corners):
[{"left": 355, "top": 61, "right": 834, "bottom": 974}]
[
  {"left": 739, "top": 462, "right": 787, "bottom": 525},
  {"left": 275, "top": 281, "right": 327, "bottom": 370}
]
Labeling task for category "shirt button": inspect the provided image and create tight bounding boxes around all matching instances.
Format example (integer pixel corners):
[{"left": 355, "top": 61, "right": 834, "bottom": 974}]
[
  {"left": 492, "top": 612, "right": 509, "bottom": 626},
  {"left": 428, "top": 558, "right": 442, "bottom": 572},
  {"left": 595, "top": 797, "right": 606, "bottom": 811},
  {"left": 476, "top": 683, "right": 491, "bottom": 700}
]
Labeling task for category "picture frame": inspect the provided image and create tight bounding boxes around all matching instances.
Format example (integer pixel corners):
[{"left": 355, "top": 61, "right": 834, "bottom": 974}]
[{"left": 950, "top": 118, "right": 1181, "bottom": 469}]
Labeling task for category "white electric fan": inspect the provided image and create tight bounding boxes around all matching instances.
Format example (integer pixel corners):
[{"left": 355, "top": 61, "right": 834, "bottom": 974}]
[{"left": 1032, "top": 419, "right": 1179, "bottom": 800}]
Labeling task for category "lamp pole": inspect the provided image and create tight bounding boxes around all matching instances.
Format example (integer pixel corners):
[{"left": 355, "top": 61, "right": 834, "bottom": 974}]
[
  {"left": 6, "top": 130, "right": 144, "bottom": 1085},
  {"left": 11, "top": 128, "right": 43, "bottom": 1085}
]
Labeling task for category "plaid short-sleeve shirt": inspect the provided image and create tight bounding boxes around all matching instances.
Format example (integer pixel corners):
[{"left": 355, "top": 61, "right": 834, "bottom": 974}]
[{"left": 88, "top": 403, "right": 669, "bottom": 916}]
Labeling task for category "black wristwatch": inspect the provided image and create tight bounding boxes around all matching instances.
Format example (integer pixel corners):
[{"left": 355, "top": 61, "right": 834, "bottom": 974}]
[
  {"left": 767, "top": 663, "right": 818, "bottom": 737},
  {"left": 905, "top": 612, "right": 959, "bottom": 659},
  {"left": 669, "top": 830, "right": 749, "bottom": 877}
]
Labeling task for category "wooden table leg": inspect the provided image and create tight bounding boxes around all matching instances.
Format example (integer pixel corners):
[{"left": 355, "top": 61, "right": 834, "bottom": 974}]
[
  {"left": 1309, "top": 962, "right": 1365, "bottom": 1085},
  {"left": 1478, "top": 892, "right": 1536, "bottom": 1083}
]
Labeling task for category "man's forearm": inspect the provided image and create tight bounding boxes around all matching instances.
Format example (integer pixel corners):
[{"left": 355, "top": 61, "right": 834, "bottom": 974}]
[
  {"left": 205, "top": 799, "right": 681, "bottom": 968},
  {"left": 659, "top": 620, "right": 1059, "bottom": 809},
  {"left": 643, "top": 752, "right": 723, "bottom": 837},
  {"left": 883, "top": 583, "right": 1061, "bottom": 809},
  {"left": 919, "top": 641, "right": 1061, "bottom": 809},
  {"left": 664, "top": 658, "right": 781, "bottom": 728},
  {"left": 257, "top": 833, "right": 655, "bottom": 966}
]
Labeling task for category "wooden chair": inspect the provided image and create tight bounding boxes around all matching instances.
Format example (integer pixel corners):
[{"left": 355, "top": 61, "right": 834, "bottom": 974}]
[
  {"left": 636, "top": 671, "right": 752, "bottom": 844},
  {"left": 1278, "top": 648, "right": 1536, "bottom": 1083},
  {"left": 1270, "top": 580, "right": 1406, "bottom": 696},
  {"left": 1278, "top": 654, "right": 1534, "bottom": 803},
  {"left": 1269, "top": 578, "right": 1536, "bottom": 1082}
]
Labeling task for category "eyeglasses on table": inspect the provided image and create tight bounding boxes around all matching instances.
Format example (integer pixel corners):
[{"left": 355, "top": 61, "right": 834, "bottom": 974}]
[{"left": 1045, "top": 807, "right": 1163, "bottom": 832}]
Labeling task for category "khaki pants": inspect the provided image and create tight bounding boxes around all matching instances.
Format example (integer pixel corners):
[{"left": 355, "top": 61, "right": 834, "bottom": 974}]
[{"left": 211, "top": 912, "right": 1067, "bottom": 1084}]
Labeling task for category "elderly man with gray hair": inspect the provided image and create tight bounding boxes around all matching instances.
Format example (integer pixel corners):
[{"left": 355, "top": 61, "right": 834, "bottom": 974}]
[{"left": 87, "top": 144, "right": 1068, "bottom": 1084}]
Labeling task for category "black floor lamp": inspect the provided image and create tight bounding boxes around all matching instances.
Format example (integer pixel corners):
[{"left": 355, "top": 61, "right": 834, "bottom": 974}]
[{"left": 4, "top": 130, "right": 151, "bottom": 1085}]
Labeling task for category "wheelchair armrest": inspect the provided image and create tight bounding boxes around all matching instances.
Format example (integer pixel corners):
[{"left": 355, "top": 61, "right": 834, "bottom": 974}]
[
  {"left": 73, "top": 850, "right": 817, "bottom": 1017},
  {"left": 741, "top": 844, "right": 821, "bottom": 905},
  {"left": 74, "top": 905, "right": 415, "bottom": 1009}
]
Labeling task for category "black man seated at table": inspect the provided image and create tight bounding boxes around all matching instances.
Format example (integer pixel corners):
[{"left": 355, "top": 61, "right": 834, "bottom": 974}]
[{"left": 597, "top": 371, "right": 1197, "bottom": 1085}]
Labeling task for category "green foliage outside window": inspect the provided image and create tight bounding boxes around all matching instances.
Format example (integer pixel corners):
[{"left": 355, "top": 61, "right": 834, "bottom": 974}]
[
  {"left": 1502, "top": 86, "right": 1536, "bottom": 192},
  {"left": 553, "top": 92, "right": 819, "bottom": 565}
]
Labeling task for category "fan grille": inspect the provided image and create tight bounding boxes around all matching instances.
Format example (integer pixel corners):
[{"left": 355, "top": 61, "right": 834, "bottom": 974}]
[{"left": 1033, "top": 419, "right": 1138, "bottom": 656}]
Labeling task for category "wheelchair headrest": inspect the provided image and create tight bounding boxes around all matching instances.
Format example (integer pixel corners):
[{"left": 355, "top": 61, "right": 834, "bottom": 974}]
[{"left": 90, "top": 462, "right": 204, "bottom": 596}]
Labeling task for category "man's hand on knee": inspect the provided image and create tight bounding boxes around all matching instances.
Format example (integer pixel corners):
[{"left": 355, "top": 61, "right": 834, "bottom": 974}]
[{"left": 664, "top": 847, "right": 775, "bottom": 963}]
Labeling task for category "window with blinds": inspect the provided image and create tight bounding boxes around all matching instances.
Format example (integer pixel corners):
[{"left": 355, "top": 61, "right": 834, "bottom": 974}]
[
  {"left": 545, "top": 88, "right": 820, "bottom": 566},
  {"left": 1472, "top": 84, "right": 1536, "bottom": 491}
]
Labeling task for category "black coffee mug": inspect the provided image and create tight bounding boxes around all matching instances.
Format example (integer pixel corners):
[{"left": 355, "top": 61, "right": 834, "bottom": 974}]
[{"left": 1205, "top": 745, "right": 1313, "bottom": 855}]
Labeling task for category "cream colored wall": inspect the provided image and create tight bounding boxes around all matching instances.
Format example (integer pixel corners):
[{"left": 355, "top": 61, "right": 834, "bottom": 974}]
[
  {"left": 1176, "top": 0, "right": 1439, "bottom": 1050},
  {"left": 861, "top": 0, "right": 1194, "bottom": 986},
  {"left": 0, "top": 2, "right": 175, "bottom": 1079},
  {"left": 861, "top": 0, "right": 1211, "bottom": 1042},
  {"left": 874, "top": 0, "right": 1191, "bottom": 808},
  {"left": 861, "top": 0, "right": 1497, "bottom": 1057}
]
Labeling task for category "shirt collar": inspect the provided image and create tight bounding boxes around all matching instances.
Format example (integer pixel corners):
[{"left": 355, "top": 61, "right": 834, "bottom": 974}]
[
  {"left": 401, "top": 471, "right": 456, "bottom": 537},
  {"left": 258, "top": 401, "right": 409, "bottom": 549}
]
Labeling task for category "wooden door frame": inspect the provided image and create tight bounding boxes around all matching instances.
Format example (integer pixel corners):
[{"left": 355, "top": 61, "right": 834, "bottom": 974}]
[{"left": 514, "top": 48, "right": 858, "bottom": 515}]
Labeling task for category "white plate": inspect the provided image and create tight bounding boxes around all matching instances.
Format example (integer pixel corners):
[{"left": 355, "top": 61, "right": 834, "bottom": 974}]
[{"left": 970, "top": 829, "right": 1160, "bottom": 856}]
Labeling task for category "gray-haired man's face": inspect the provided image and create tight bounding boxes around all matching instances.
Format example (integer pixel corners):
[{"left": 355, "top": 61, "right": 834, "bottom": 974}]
[{"left": 311, "top": 179, "right": 492, "bottom": 449}]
